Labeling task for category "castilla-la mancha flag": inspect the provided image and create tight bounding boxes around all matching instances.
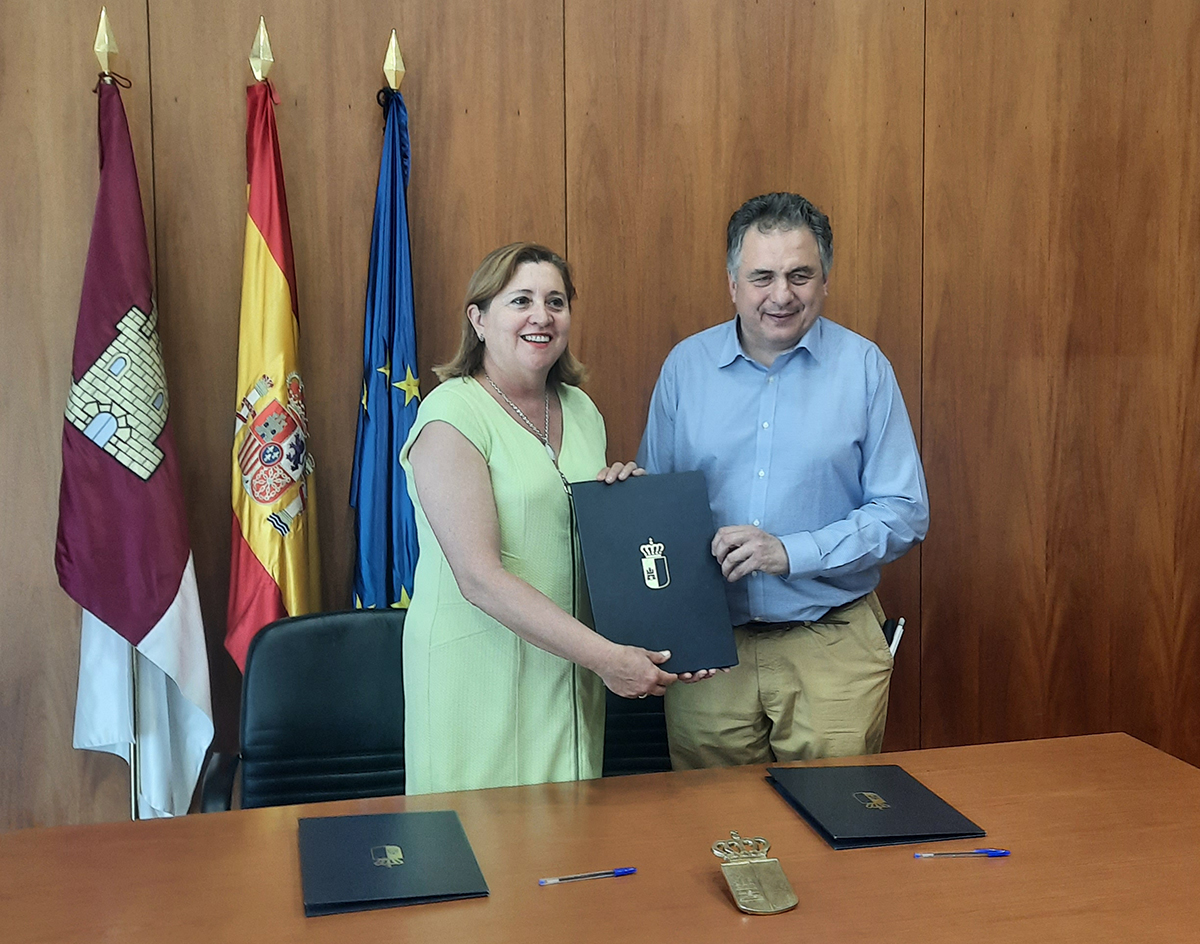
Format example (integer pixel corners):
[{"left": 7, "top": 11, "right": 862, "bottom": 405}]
[
  {"left": 225, "top": 79, "right": 321, "bottom": 670},
  {"left": 56, "top": 78, "right": 214, "bottom": 818}
]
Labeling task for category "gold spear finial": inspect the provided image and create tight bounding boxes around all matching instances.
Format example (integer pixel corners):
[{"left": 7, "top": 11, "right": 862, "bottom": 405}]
[
  {"left": 94, "top": 7, "right": 118, "bottom": 75},
  {"left": 249, "top": 16, "right": 274, "bottom": 82},
  {"left": 383, "top": 29, "right": 405, "bottom": 91}
]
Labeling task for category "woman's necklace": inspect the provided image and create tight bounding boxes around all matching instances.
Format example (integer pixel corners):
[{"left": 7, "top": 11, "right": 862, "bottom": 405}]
[{"left": 484, "top": 373, "right": 556, "bottom": 462}]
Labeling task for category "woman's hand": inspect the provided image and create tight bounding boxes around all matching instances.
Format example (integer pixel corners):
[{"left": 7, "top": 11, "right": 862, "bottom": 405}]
[
  {"left": 676, "top": 668, "right": 727, "bottom": 683},
  {"left": 595, "top": 461, "right": 646, "bottom": 484},
  {"left": 597, "top": 645, "right": 677, "bottom": 698}
]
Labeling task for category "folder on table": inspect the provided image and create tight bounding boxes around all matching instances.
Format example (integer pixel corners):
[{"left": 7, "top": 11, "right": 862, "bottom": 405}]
[
  {"left": 569, "top": 471, "right": 737, "bottom": 675},
  {"left": 766, "top": 764, "right": 986, "bottom": 850},
  {"left": 297, "top": 810, "right": 488, "bottom": 916}
]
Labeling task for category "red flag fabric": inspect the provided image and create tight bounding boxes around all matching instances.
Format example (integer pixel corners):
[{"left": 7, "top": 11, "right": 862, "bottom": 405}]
[{"left": 55, "top": 79, "right": 213, "bottom": 817}]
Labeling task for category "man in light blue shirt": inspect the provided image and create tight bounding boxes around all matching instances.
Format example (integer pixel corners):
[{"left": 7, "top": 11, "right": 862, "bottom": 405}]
[{"left": 637, "top": 193, "right": 929, "bottom": 768}]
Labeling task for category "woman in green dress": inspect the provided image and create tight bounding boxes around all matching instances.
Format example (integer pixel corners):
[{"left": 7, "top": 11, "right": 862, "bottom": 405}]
[{"left": 401, "top": 243, "right": 708, "bottom": 796}]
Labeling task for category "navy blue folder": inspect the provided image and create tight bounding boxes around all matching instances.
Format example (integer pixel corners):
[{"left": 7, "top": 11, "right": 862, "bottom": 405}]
[
  {"left": 766, "top": 764, "right": 986, "bottom": 850},
  {"left": 570, "top": 471, "right": 737, "bottom": 675},
  {"left": 297, "top": 810, "right": 488, "bottom": 916}
]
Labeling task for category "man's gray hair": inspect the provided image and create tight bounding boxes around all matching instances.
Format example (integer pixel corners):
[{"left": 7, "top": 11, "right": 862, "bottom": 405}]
[{"left": 726, "top": 192, "right": 833, "bottom": 279}]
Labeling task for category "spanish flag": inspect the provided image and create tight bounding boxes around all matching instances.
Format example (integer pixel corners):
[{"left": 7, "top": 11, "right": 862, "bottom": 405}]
[{"left": 225, "top": 79, "right": 320, "bottom": 670}]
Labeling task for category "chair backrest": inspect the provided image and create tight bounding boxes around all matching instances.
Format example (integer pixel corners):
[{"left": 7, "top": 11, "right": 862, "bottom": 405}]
[
  {"left": 239, "top": 608, "right": 406, "bottom": 809},
  {"left": 602, "top": 690, "right": 671, "bottom": 776}
]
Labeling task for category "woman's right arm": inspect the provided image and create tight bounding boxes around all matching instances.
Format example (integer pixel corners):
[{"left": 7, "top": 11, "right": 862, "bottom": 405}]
[{"left": 407, "top": 420, "right": 677, "bottom": 698}]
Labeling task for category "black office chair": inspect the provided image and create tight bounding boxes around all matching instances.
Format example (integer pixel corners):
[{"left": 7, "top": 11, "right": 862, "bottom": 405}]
[
  {"left": 602, "top": 689, "right": 672, "bottom": 776},
  {"left": 201, "top": 608, "right": 406, "bottom": 811}
]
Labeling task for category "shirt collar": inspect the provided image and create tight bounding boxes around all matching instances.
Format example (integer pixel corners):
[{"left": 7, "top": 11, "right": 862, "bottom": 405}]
[{"left": 719, "top": 316, "right": 826, "bottom": 369}]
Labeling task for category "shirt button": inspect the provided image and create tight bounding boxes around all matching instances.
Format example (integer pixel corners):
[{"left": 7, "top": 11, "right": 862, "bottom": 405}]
[
  {"left": 762, "top": 422, "right": 769, "bottom": 429},
  {"left": 758, "top": 470, "right": 765, "bottom": 477},
  {"left": 753, "top": 519, "right": 760, "bottom": 527},
  {"left": 767, "top": 377, "right": 776, "bottom": 385}
]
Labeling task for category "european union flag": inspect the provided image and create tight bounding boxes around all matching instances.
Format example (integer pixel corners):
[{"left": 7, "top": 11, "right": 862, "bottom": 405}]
[{"left": 350, "top": 88, "right": 420, "bottom": 608}]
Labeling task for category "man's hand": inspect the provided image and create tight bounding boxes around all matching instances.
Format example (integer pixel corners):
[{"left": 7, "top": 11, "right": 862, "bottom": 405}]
[
  {"left": 595, "top": 461, "right": 645, "bottom": 484},
  {"left": 712, "top": 525, "right": 789, "bottom": 581}
]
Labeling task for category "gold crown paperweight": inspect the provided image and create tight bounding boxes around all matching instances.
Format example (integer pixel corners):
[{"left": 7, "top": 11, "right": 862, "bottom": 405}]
[{"left": 711, "top": 831, "right": 798, "bottom": 915}]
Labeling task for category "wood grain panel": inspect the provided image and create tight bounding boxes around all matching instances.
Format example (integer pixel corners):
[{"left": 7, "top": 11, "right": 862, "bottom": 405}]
[
  {"left": 0, "top": 2, "right": 155, "bottom": 829},
  {"left": 1170, "top": 24, "right": 1200, "bottom": 766},
  {"left": 148, "top": 0, "right": 566, "bottom": 750},
  {"left": 9, "top": 0, "right": 1198, "bottom": 834},
  {"left": 1104, "top": 3, "right": 1200, "bottom": 764},
  {"left": 922, "top": 0, "right": 1200, "bottom": 765},
  {"left": 565, "top": 0, "right": 926, "bottom": 749}
]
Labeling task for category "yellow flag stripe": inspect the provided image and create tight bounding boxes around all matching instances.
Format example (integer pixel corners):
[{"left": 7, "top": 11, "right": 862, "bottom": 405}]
[{"left": 231, "top": 214, "right": 320, "bottom": 617}]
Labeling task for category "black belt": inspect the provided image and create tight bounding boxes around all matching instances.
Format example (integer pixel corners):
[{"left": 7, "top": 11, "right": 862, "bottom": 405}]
[{"left": 742, "top": 599, "right": 859, "bottom": 631}]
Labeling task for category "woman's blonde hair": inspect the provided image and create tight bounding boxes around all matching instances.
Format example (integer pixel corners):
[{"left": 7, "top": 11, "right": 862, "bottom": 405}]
[{"left": 434, "top": 242, "right": 588, "bottom": 385}]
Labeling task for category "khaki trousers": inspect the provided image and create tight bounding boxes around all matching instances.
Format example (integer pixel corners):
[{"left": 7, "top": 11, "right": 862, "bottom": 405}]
[{"left": 664, "top": 592, "right": 892, "bottom": 769}]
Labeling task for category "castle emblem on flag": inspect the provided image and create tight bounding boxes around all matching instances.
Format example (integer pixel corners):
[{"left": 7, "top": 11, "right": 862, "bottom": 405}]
[
  {"left": 640, "top": 537, "right": 670, "bottom": 590},
  {"left": 234, "top": 371, "right": 315, "bottom": 533},
  {"left": 65, "top": 303, "right": 169, "bottom": 481}
]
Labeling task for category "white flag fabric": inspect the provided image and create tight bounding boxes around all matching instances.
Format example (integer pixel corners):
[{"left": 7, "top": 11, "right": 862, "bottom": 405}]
[{"left": 73, "top": 556, "right": 213, "bottom": 818}]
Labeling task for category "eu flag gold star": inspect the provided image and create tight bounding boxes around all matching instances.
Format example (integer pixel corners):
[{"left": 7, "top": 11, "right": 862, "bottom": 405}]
[
  {"left": 376, "top": 357, "right": 392, "bottom": 381},
  {"left": 394, "top": 365, "right": 421, "bottom": 406}
]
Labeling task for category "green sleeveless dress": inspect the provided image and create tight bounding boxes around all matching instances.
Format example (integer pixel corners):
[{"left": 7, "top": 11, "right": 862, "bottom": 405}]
[{"left": 399, "top": 377, "right": 607, "bottom": 795}]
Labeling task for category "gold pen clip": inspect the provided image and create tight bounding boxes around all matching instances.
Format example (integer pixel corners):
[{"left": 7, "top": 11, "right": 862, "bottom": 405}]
[{"left": 711, "top": 831, "right": 798, "bottom": 915}]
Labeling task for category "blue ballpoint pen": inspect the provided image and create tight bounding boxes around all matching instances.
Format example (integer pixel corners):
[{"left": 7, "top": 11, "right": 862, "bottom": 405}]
[
  {"left": 914, "top": 848, "right": 1010, "bottom": 858},
  {"left": 539, "top": 867, "right": 637, "bottom": 885}
]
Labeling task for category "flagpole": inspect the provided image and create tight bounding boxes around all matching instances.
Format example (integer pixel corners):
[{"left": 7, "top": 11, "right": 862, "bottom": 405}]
[
  {"left": 227, "top": 16, "right": 322, "bottom": 665},
  {"left": 250, "top": 16, "right": 274, "bottom": 82},
  {"left": 350, "top": 28, "right": 421, "bottom": 610},
  {"left": 94, "top": 6, "right": 116, "bottom": 75},
  {"left": 129, "top": 644, "right": 140, "bottom": 819},
  {"left": 94, "top": 5, "right": 141, "bottom": 823},
  {"left": 384, "top": 28, "right": 405, "bottom": 91}
]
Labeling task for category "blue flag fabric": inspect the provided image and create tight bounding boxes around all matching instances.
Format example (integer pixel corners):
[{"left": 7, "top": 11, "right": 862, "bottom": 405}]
[{"left": 350, "top": 89, "right": 420, "bottom": 608}]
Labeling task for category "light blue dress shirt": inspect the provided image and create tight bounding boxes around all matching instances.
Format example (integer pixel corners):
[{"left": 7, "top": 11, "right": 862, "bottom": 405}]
[{"left": 637, "top": 316, "right": 929, "bottom": 625}]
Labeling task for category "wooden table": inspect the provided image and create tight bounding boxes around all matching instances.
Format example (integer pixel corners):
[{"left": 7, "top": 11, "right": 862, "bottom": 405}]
[{"left": 4, "top": 733, "right": 1199, "bottom": 943}]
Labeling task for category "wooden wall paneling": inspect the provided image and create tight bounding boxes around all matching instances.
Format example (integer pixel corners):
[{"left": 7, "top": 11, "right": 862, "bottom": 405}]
[
  {"left": 400, "top": 1, "right": 569, "bottom": 383},
  {"left": 1172, "top": 17, "right": 1200, "bottom": 767},
  {"left": 147, "top": 0, "right": 253, "bottom": 749},
  {"left": 923, "top": 0, "right": 1063, "bottom": 750},
  {"left": 1101, "top": 3, "right": 1200, "bottom": 765},
  {"left": 922, "top": 0, "right": 1200, "bottom": 764},
  {"left": 9, "top": 0, "right": 1193, "bottom": 833},
  {"left": 0, "top": 1, "right": 154, "bottom": 829},
  {"left": 149, "top": 0, "right": 567, "bottom": 752},
  {"left": 564, "top": 0, "right": 926, "bottom": 749}
]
